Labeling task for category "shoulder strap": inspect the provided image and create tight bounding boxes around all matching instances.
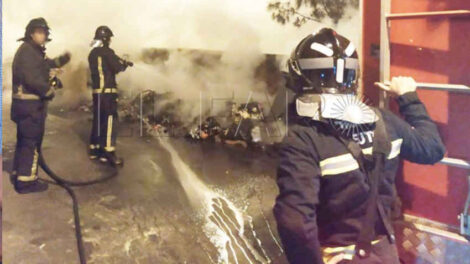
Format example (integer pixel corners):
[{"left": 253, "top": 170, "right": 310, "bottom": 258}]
[{"left": 333, "top": 109, "right": 391, "bottom": 258}]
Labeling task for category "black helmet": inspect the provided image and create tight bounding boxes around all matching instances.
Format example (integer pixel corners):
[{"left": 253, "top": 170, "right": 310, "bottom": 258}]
[
  {"left": 19, "top": 17, "right": 51, "bottom": 42},
  {"left": 288, "top": 28, "right": 359, "bottom": 94},
  {"left": 94, "top": 26, "right": 114, "bottom": 42}
]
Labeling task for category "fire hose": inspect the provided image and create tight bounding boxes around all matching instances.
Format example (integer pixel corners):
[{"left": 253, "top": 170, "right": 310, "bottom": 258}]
[
  {"left": 32, "top": 63, "right": 130, "bottom": 263},
  {"left": 37, "top": 150, "right": 119, "bottom": 264}
]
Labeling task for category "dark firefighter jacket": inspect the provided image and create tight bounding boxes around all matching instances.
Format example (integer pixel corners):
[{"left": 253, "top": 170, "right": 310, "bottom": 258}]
[
  {"left": 88, "top": 46, "right": 127, "bottom": 91},
  {"left": 273, "top": 92, "right": 445, "bottom": 264},
  {"left": 11, "top": 40, "right": 69, "bottom": 121}
]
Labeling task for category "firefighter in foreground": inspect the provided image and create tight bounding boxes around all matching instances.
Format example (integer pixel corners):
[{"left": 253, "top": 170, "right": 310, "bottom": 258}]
[
  {"left": 88, "top": 26, "right": 133, "bottom": 166},
  {"left": 11, "top": 18, "right": 71, "bottom": 194},
  {"left": 273, "top": 28, "right": 445, "bottom": 264}
]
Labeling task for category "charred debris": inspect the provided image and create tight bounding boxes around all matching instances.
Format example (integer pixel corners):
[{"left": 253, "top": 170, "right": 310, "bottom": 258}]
[{"left": 117, "top": 48, "right": 289, "bottom": 153}]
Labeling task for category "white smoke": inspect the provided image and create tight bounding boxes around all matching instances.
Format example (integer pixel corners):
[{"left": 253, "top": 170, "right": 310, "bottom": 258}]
[{"left": 2, "top": 0, "right": 360, "bottom": 111}]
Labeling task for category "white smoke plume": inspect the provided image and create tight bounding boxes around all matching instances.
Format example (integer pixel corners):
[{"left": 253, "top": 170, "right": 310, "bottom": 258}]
[{"left": 2, "top": 0, "right": 360, "bottom": 114}]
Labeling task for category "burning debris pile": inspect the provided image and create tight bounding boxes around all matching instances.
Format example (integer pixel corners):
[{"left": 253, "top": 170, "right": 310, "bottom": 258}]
[
  {"left": 187, "top": 101, "right": 264, "bottom": 148},
  {"left": 121, "top": 90, "right": 275, "bottom": 149},
  {"left": 114, "top": 48, "right": 289, "bottom": 151}
]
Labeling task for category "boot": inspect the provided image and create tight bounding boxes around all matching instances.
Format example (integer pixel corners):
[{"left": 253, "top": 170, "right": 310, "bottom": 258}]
[
  {"left": 98, "top": 149, "right": 108, "bottom": 163},
  {"left": 89, "top": 147, "right": 100, "bottom": 160},
  {"left": 102, "top": 151, "right": 124, "bottom": 167},
  {"left": 14, "top": 179, "right": 48, "bottom": 194}
]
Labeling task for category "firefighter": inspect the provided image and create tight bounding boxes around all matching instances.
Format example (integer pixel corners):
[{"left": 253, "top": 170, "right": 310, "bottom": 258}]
[
  {"left": 273, "top": 28, "right": 445, "bottom": 264},
  {"left": 11, "top": 17, "right": 71, "bottom": 194},
  {"left": 88, "top": 26, "right": 132, "bottom": 166}
]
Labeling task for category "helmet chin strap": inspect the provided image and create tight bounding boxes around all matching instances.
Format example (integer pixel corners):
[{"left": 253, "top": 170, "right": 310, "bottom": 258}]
[{"left": 296, "top": 93, "right": 378, "bottom": 124}]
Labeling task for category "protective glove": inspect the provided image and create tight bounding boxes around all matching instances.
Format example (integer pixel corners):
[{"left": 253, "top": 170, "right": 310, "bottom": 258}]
[
  {"left": 374, "top": 76, "right": 417, "bottom": 96},
  {"left": 390, "top": 76, "right": 417, "bottom": 96},
  {"left": 57, "top": 51, "right": 71, "bottom": 67}
]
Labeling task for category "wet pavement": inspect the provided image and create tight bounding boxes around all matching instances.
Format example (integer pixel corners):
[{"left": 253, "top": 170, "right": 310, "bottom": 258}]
[{"left": 2, "top": 97, "right": 288, "bottom": 264}]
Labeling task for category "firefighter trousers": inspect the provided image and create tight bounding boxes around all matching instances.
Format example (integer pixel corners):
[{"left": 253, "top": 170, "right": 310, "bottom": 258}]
[
  {"left": 90, "top": 93, "right": 118, "bottom": 153},
  {"left": 11, "top": 100, "right": 47, "bottom": 182}
]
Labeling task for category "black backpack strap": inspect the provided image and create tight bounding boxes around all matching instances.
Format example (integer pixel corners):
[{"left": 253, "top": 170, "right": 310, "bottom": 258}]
[
  {"left": 368, "top": 110, "right": 395, "bottom": 244},
  {"left": 333, "top": 109, "right": 392, "bottom": 259}
]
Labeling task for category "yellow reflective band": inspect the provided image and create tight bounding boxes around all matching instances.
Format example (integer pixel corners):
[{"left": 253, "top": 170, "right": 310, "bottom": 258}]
[
  {"left": 92, "top": 88, "right": 117, "bottom": 94},
  {"left": 322, "top": 239, "right": 382, "bottom": 262},
  {"left": 13, "top": 85, "right": 41, "bottom": 100},
  {"left": 323, "top": 239, "right": 381, "bottom": 253},
  {"left": 105, "top": 115, "right": 115, "bottom": 152},
  {"left": 362, "top": 146, "right": 373, "bottom": 155},
  {"left": 98, "top": 56, "right": 104, "bottom": 89},
  {"left": 323, "top": 244, "right": 355, "bottom": 255},
  {"left": 18, "top": 150, "right": 39, "bottom": 182},
  {"left": 12, "top": 93, "right": 41, "bottom": 100},
  {"left": 322, "top": 163, "right": 359, "bottom": 176},
  {"left": 320, "top": 153, "right": 354, "bottom": 167},
  {"left": 387, "top": 138, "right": 403, "bottom": 159},
  {"left": 17, "top": 175, "right": 38, "bottom": 182},
  {"left": 320, "top": 153, "right": 360, "bottom": 176},
  {"left": 31, "top": 149, "right": 38, "bottom": 176}
]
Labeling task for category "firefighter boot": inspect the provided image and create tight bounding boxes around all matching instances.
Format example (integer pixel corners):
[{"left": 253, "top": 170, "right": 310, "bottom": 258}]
[
  {"left": 14, "top": 178, "right": 49, "bottom": 194},
  {"left": 89, "top": 145, "right": 101, "bottom": 160},
  {"left": 101, "top": 151, "right": 124, "bottom": 167}
]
